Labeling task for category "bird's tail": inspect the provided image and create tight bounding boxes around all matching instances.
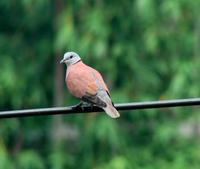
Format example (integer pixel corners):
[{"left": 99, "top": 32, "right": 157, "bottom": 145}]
[{"left": 102, "top": 103, "right": 120, "bottom": 118}]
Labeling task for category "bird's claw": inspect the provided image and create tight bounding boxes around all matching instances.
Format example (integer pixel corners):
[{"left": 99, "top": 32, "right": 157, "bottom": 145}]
[
  {"left": 75, "top": 101, "right": 94, "bottom": 111},
  {"left": 75, "top": 101, "right": 84, "bottom": 110}
]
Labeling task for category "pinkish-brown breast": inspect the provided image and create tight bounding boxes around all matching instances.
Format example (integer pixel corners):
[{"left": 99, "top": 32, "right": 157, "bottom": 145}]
[{"left": 65, "top": 61, "right": 109, "bottom": 98}]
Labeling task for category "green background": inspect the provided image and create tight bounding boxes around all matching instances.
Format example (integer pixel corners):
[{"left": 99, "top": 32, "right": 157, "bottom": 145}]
[{"left": 0, "top": 0, "right": 200, "bottom": 168}]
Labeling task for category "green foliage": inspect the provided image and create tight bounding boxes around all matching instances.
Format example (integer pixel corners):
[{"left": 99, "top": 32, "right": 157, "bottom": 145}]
[
  {"left": 0, "top": 147, "right": 14, "bottom": 169},
  {"left": 0, "top": 0, "right": 200, "bottom": 168},
  {"left": 17, "top": 151, "right": 45, "bottom": 169}
]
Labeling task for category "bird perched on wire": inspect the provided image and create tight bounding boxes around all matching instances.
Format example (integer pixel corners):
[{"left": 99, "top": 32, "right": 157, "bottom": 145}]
[{"left": 60, "top": 52, "right": 120, "bottom": 118}]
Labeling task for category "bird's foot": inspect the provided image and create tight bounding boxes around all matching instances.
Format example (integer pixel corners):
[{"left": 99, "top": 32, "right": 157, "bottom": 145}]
[
  {"left": 75, "top": 101, "right": 84, "bottom": 110},
  {"left": 75, "top": 101, "right": 94, "bottom": 111}
]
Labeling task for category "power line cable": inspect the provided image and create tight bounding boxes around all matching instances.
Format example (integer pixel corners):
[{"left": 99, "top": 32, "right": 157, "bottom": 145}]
[{"left": 0, "top": 98, "right": 200, "bottom": 119}]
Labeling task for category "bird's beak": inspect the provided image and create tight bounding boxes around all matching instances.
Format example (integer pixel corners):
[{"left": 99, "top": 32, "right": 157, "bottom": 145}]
[{"left": 60, "top": 59, "right": 64, "bottom": 64}]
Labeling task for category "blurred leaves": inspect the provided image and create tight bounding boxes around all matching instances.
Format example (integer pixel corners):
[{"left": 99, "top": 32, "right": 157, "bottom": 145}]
[
  {"left": 0, "top": 146, "right": 14, "bottom": 169},
  {"left": 17, "top": 151, "right": 45, "bottom": 169}
]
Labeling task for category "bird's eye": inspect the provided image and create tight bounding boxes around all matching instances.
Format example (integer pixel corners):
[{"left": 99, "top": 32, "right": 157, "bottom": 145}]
[{"left": 70, "top": 55, "right": 73, "bottom": 59}]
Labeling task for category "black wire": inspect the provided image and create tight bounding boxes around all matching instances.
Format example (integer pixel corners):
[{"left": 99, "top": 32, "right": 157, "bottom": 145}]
[{"left": 0, "top": 98, "right": 200, "bottom": 119}]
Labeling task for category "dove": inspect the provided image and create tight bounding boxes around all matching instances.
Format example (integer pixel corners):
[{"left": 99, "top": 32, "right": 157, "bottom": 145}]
[{"left": 60, "top": 52, "right": 120, "bottom": 118}]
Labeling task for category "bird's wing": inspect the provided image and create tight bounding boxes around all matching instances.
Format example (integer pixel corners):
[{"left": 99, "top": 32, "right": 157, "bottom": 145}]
[
  {"left": 83, "top": 88, "right": 120, "bottom": 118},
  {"left": 84, "top": 69, "right": 120, "bottom": 118},
  {"left": 81, "top": 73, "right": 107, "bottom": 107},
  {"left": 81, "top": 68, "right": 110, "bottom": 107}
]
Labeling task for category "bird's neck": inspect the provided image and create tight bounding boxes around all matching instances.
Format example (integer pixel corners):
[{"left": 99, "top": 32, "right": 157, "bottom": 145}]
[
  {"left": 67, "top": 60, "right": 82, "bottom": 66},
  {"left": 66, "top": 58, "right": 81, "bottom": 66}
]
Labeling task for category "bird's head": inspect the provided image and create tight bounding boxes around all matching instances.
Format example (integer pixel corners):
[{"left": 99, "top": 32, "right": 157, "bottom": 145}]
[{"left": 60, "top": 52, "right": 81, "bottom": 66}]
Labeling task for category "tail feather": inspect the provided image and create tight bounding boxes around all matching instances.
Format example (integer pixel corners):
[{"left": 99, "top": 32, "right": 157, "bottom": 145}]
[{"left": 102, "top": 103, "right": 120, "bottom": 118}]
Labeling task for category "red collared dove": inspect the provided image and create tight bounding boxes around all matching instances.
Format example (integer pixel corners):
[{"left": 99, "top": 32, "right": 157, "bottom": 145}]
[{"left": 60, "top": 52, "right": 120, "bottom": 118}]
